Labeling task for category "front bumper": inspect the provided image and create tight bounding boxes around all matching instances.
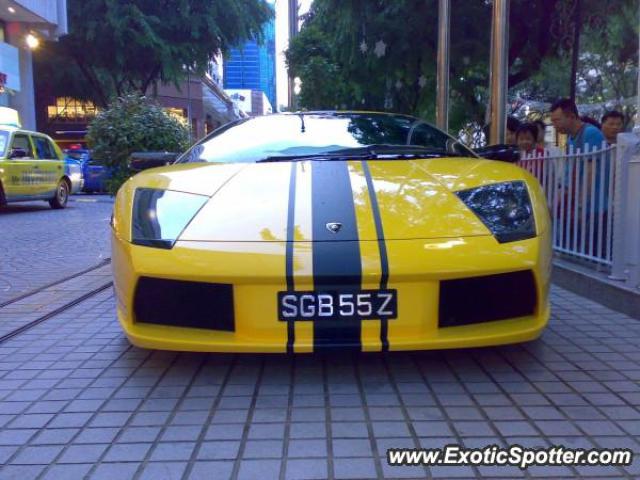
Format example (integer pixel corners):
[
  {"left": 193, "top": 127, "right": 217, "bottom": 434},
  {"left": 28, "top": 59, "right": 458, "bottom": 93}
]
[{"left": 112, "top": 231, "right": 552, "bottom": 353}]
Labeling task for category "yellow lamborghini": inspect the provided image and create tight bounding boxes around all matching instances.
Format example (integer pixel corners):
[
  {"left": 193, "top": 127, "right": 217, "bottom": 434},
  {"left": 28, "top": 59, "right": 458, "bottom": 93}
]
[{"left": 111, "top": 112, "right": 551, "bottom": 353}]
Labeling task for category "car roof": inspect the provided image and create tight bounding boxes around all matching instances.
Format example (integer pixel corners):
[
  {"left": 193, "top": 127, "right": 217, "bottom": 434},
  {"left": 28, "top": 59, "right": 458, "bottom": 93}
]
[{"left": 0, "top": 125, "right": 53, "bottom": 137}]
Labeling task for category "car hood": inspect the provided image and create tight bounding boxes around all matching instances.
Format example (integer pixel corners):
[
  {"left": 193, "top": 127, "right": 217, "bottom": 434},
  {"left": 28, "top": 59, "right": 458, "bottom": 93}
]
[{"left": 123, "top": 158, "right": 530, "bottom": 242}]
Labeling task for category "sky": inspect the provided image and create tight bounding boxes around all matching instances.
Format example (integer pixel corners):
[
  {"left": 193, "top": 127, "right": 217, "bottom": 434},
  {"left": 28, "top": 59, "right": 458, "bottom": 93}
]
[{"left": 275, "top": 0, "right": 312, "bottom": 110}]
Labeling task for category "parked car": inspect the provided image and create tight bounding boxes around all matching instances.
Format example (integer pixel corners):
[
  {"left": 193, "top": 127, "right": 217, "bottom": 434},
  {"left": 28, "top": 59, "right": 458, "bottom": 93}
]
[
  {"left": 64, "top": 146, "right": 110, "bottom": 193},
  {"left": 0, "top": 125, "right": 78, "bottom": 209},
  {"left": 64, "top": 156, "right": 84, "bottom": 194},
  {"left": 111, "top": 111, "right": 551, "bottom": 353}
]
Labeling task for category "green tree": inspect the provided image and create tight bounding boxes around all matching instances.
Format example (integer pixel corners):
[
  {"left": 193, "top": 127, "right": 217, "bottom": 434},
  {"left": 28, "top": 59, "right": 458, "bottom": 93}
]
[
  {"left": 287, "top": 0, "right": 638, "bottom": 134},
  {"left": 86, "top": 94, "right": 190, "bottom": 193},
  {"left": 36, "top": 0, "right": 273, "bottom": 108}
]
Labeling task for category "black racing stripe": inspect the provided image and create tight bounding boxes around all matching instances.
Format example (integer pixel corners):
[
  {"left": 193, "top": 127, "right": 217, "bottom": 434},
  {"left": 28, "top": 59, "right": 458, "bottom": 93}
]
[
  {"left": 361, "top": 161, "right": 390, "bottom": 352},
  {"left": 311, "top": 161, "right": 362, "bottom": 352},
  {"left": 285, "top": 162, "right": 297, "bottom": 353}
]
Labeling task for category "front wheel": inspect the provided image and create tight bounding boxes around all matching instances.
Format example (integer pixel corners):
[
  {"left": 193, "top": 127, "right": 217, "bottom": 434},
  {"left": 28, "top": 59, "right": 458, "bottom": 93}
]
[{"left": 49, "top": 179, "right": 69, "bottom": 209}]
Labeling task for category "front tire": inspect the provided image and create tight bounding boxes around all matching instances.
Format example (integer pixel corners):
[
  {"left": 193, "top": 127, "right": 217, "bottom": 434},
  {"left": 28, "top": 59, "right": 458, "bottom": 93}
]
[{"left": 49, "top": 179, "right": 69, "bottom": 209}]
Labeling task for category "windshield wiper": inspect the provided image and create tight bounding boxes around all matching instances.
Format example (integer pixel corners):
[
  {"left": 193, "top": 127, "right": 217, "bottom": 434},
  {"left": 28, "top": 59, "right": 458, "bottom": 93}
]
[
  {"left": 328, "top": 145, "right": 464, "bottom": 158},
  {"left": 256, "top": 145, "right": 462, "bottom": 163},
  {"left": 256, "top": 153, "right": 371, "bottom": 163}
]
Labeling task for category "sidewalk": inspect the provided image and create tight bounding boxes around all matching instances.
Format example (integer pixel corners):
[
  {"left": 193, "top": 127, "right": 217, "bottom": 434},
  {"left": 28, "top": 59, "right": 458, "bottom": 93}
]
[{"left": 0, "top": 276, "right": 637, "bottom": 479}]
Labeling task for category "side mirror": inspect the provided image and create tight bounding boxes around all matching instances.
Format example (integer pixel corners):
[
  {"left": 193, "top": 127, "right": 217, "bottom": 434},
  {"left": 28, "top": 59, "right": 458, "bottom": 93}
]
[
  {"left": 474, "top": 144, "right": 519, "bottom": 163},
  {"left": 129, "top": 152, "right": 179, "bottom": 172},
  {"left": 9, "top": 148, "right": 27, "bottom": 159}
]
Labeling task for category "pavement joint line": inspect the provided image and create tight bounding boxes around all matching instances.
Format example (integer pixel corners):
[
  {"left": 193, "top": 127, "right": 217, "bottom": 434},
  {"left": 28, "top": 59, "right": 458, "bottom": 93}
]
[
  {"left": 380, "top": 354, "right": 431, "bottom": 478},
  {"left": 548, "top": 314, "right": 640, "bottom": 378},
  {"left": 35, "top": 331, "right": 143, "bottom": 480},
  {"left": 0, "top": 258, "right": 112, "bottom": 309},
  {"left": 181, "top": 355, "right": 239, "bottom": 480},
  {"left": 128, "top": 354, "right": 203, "bottom": 473},
  {"left": 473, "top": 340, "right": 634, "bottom": 480},
  {"left": 2, "top": 292, "right": 131, "bottom": 477},
  {"left": 232, "top": 356, "right": 266, "bottom": 480},
  {"left": 119, "top": 352, "right": 195, "bottom": 480},
  {"left": 523, "top": 323, "right": 640, "bottom": 457},
  {"left": 278, "top": 355, "right": 295, "bottom": 480},
  {"left": 446, "top": 348, "right": 539, "bottom": 480},
  {"left": 361, "top": 354, "right": 393, "bottom": 479},
  {"left": 322, "top": 355, "right": 335, "bottom": 480},
  {"left": 412, "top": 352, "right": 486, "bottom": 479},
  {"left": 0, "top": 282, "right": 113, "bottom": 345}
]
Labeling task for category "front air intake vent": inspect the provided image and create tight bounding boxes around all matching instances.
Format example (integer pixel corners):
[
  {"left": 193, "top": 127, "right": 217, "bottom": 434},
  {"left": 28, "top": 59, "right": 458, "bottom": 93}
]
[
  {"left": 439, "top": 270, "right": 537, "bottom": 328},
  {"left": 134, "top": 277, "right": 235, "bottom": 331}
]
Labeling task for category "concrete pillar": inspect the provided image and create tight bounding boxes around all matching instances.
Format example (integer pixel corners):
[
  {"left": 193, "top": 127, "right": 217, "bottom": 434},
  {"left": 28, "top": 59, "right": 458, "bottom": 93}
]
[
  {"left": 6, "top": 23, "right": 36, "bottom": 130},
  {"left": 634, "top": 0, "right": 640, "bottom": 134},
  {"left": 436, "top": 0, "right": 450, "bottom": 132},
  {"left": 610, "top": 133, "right": 640, "bottom": 289},
  {"left": 488, "top": 0, "right": 509, "bottom": 145}
]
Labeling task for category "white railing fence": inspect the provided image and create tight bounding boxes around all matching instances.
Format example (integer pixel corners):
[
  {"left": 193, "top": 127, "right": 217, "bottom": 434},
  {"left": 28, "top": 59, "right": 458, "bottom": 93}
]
[{"left": 518, "top": 134, "right": 640, "bottom": 290}]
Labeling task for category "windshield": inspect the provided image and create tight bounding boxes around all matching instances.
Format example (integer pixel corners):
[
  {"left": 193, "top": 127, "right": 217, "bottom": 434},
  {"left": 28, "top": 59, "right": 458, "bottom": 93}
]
[
  {"left": 0, "top": 131, "right": 8, "bottom": 157},
  {"left": 177, "top": 113, "right": 475, "bottom": 163}
]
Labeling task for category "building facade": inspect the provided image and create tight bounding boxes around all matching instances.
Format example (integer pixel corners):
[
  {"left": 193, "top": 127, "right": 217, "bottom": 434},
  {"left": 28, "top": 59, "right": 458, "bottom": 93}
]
[
  {"left": 226, "top": 89, "right": 273, "bottom": 117},
  {"left": 0, "top": 0, "right": 67, "bottom": 130},
  {"left": 36, "top": 76, "right": 242, "bottom": 149},
  {"left": 223, "top": 13, "right": 276, "bottom": 110}
]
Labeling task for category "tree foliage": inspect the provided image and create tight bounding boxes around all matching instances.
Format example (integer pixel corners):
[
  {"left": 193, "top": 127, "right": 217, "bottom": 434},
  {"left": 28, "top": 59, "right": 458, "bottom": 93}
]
[
  {"left": 36, "top": 0, "right": 273, "bottom": 107},
  {"left": 286, "top": 0, "right": 638, "bottom": 133},
  {"left": 86, "top": 94, "right": 190, "bottom": 193}
]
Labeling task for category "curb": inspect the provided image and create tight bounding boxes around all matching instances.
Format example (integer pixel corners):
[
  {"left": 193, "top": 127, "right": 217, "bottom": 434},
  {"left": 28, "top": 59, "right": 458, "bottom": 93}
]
[{"left": 552, "top": 258, "right": 640, "bottom": 320}]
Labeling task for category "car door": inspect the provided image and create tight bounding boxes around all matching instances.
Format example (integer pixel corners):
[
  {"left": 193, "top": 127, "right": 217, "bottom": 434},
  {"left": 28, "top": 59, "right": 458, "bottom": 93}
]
[
  {"left": 4, "top": 132, "right": 37, "bottom": 199},
  {"left": 32, "top": 135, "right": 63, "bottom": 197},
  {"left": 86, "top": 156, "right": 107, "bottom": 191}
]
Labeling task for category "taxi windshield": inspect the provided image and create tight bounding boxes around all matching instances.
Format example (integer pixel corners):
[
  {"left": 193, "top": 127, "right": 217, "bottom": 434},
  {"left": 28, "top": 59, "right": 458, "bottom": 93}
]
[
  {"left": 0, "top": 131, "right": 8, "bottom": 157},
  {"left": 177, "top": 113, "right": 475, "bottom": 163}
]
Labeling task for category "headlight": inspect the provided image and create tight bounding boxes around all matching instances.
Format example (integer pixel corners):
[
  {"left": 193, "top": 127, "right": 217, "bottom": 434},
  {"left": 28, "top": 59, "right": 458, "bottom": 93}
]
[
  {"left": 456, "top": 181, "right": 535, "bottom": 243},
  {"left": 132, "top": 188, "right": 208, "bottom": 249}
]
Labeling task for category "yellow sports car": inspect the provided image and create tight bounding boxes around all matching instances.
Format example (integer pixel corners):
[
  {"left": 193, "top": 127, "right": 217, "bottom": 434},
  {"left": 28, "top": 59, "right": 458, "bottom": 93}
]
[{"left": 112, "top": 112, "right": 551, "bottom": 353}]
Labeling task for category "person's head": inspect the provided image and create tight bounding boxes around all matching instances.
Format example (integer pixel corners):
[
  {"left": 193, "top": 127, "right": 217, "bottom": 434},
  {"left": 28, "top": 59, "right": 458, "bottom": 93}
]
[
  {"left": 601, "top": 111, "right": 624, "bottom": 143},
  {"left": 550, "top": 98, "right": 580, "bottom": 135},
  {"left": 533, "top": 119, "right": 546, "bottom": 146},
  {"left": 506, "top": 116, "right": 521, "bottom": 145},
  {"left": 516, "top": 123, "right": 538, "bottom": 153},
  {"left": 581, "top": 115, "right": 601, "bottom": 130}
]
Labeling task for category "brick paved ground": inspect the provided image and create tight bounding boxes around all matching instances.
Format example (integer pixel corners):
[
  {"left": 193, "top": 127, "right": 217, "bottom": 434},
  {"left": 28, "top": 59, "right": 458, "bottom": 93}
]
[
  {"left": 0, "top": 196, "right": 112, "bottom": 304},
  {"left": 0, "top": 282, "right": 638, "bottom": 479}
]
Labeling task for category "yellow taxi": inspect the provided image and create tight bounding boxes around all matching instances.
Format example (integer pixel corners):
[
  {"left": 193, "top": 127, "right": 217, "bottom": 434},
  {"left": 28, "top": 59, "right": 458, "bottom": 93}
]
[{"left": 0, "top": 123, "right": 75, "bottom": 209}]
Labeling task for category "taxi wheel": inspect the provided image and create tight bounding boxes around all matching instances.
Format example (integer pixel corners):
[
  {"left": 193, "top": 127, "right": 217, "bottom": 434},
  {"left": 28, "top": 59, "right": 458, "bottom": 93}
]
[{"left": 49, "top": 179, "right": 70, "bottom": 209}]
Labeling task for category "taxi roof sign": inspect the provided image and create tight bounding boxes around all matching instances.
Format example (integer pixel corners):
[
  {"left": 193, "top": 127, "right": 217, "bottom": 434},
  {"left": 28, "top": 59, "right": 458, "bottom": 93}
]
[{"left": 0, "top": 107, "right": 21, "bottom": 128}]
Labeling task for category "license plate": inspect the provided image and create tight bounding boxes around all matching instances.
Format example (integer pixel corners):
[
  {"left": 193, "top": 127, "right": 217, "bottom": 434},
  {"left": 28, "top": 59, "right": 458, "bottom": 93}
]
[{"left": 278, "top": 289, "right": 398, "bottom": 321}]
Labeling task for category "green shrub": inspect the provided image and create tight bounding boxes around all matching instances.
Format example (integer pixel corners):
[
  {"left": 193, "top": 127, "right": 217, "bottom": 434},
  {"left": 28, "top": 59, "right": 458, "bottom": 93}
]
[{"left": 86, "top": 94, "right": 190, "bottom": 194}]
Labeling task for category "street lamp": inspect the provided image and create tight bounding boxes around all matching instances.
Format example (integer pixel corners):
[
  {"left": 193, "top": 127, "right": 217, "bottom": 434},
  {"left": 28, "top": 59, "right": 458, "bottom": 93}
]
[{"left": 25, "top": 33, "right": 39, "bottom": 50}]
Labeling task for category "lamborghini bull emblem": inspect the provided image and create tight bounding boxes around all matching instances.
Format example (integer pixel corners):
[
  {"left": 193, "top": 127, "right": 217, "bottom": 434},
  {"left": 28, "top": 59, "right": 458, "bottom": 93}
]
[{"left": 326, "top": 222, "right": 342, "bottom": 233}]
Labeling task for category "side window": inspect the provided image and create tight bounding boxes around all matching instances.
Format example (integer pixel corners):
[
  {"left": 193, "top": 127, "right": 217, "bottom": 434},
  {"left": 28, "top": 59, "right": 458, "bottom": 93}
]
[
  {"left": 408, "top": 123, "right": 450, "bottom": 150},
  {"left": 10, "top": 134, "right": 34, "bottom": 159},
  {"left": 409, "top": 123, "right": 475, "bottom": 157},
  {"left": 47, "top": 140, "right": 60, "bottom": 160},
  {"left": 33, "top": 137, "right": 55, "bottom": 159}
]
